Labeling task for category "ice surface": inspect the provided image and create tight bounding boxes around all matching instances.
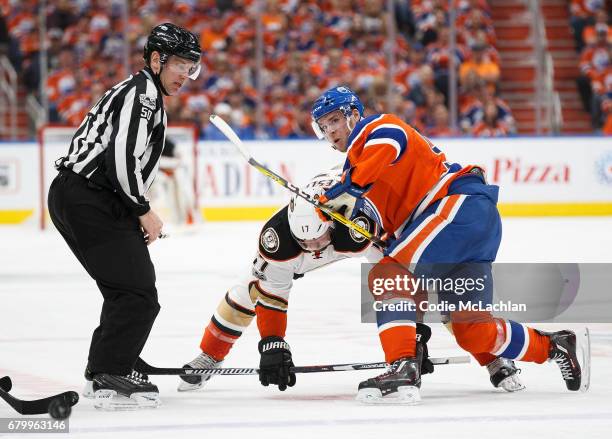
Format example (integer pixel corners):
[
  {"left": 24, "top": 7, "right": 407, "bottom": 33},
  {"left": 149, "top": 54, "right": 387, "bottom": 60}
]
[{"left": 1, "top": 218, "right": 611, "bottom": 438}]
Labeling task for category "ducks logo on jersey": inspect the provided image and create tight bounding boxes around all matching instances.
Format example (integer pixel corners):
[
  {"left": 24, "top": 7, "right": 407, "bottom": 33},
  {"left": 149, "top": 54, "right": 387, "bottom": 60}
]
[
  {"left": 349, "top": 215, "right": 370, "bottom": 243},
  {"left": 261, "top": 227, "right": 280, "bottom": 253}
]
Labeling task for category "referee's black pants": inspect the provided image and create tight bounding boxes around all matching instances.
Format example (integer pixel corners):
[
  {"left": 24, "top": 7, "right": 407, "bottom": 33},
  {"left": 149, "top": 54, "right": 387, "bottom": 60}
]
[{"left": 47, "top": 170, "right": 160, "bottom": 375}]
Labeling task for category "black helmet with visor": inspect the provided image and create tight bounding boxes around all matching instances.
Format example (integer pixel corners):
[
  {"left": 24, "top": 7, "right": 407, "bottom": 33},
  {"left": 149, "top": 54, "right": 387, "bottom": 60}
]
[{"left": 144, "top": 23, "right": 202, "bottom": 81}]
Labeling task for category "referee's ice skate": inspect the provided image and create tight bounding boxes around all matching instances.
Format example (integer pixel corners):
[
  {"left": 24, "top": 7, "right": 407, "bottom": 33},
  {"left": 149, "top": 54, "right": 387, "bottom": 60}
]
[{"left": 92, "top": 372, "right": 161, "bottom": 410}]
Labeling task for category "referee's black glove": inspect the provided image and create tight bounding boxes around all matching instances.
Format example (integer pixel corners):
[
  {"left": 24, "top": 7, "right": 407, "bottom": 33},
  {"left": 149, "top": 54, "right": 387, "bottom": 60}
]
[{"left": 258, "top": 336, "right": 296, "bottom": 391}]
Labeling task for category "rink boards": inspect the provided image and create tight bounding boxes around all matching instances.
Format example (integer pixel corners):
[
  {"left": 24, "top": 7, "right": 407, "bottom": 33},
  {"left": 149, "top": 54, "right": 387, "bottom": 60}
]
[{"left": 0, "top": 136, "right": 611, "bottom": 224}]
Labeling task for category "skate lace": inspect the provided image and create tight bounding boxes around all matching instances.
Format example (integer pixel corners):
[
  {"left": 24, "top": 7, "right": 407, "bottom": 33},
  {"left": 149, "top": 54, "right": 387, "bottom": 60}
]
[
  {"left": 189, "top": 353, "right": 219, "bottom": 369},
  {"left": 127, "top": 370, "right": 151, "bottom": 384},
  {"left": 552, "top": 353, "right": 573, "bottom": 380},
  {"left": 375, "top": 359, "right": 405, "bottom": 380},
  {"left": 487, "top": 357, "right": 521, "bottom": 377}
]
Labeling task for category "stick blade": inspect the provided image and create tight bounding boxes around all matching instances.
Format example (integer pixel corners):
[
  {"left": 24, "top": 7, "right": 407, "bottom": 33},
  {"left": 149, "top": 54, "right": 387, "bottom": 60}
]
[
  {"left": 59, "top": 391, "right": 79, "bottom": 407},
  {"left": 17, "top": 391, "right": 79, "bottom": 415},
  {"left": 0, "top": 376, "right": 11, "bottom": 392}
]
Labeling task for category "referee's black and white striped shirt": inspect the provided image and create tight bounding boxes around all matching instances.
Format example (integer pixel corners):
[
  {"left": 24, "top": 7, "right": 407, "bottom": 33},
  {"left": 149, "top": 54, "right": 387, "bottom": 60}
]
[{"left": 56, "top": 67, "right": 166, "bottom": 216}]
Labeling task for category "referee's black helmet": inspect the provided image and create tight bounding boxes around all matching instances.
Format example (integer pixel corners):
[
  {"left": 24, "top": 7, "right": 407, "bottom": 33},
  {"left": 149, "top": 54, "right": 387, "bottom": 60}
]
[{"left": 143, "top": 23, "right": 201, "bottom": 65}]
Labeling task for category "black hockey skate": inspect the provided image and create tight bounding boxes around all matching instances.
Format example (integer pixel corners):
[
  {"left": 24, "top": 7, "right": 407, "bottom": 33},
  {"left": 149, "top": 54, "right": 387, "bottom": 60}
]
[
  {"left": 541, "top": 329, "right": 590, "bottom": 392},
  {"left": 486, "top": 357, "right": 525, "bottom": 392},
  {"left": 83, "top": 366, "right": 153, "bottom": 398},
  {"left": 357, "top": 356, "right": 421, "bottom": 404},
  {"left": 92, "top": 371, "right": 160, "bottom": 410},
  {"left": 177, "top": 352, "right": 223, "bottom": 392}
]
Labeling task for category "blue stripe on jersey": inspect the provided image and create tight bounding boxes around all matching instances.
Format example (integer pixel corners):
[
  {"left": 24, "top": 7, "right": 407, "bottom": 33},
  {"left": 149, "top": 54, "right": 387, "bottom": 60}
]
[
  {"left": 445, "top": 162, "right": 463, "bottom": 173},
  {"left": 362, "top": 198, "right": 383, "bottom": 228},
  {"left": 366, "top": 126, "right": 408, "bottom": 162},
  {"left": 375, "top": 299, "right": 417, "bottom": 327},
  {"left": 499, "top": 320, "right": 526, "bottom": 359},
  {"left": 347, "top": 114, "right": 381, "bottom": 147},
  {"left": 342, "top": 159, "right": 351, "bottom": 173}
]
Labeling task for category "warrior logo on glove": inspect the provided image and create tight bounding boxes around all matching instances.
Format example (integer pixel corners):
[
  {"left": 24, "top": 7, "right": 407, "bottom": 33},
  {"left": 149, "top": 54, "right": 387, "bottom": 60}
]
[{"left": 258, "top": 336, "right": 296, "bottom": 391}]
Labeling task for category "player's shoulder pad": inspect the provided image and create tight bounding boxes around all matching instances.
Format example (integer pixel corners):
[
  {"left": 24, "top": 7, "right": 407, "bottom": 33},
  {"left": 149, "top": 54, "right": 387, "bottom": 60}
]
[
  {"left": 258, "top": 206, "right": 302, "bottom": 261},
  {"left": 330, "top": 214, "right": 378, "bottom": 253}
]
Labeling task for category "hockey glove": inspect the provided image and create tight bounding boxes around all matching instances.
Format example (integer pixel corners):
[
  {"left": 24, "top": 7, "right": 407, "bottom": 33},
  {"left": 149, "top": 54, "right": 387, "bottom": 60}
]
[
  {"left": 258, "top": 336, "right": 296, "bottom": 391},
  {"left": 417, "top": 323, "right": 434, "bottom": 375},
  {"left": 319, "top": 171, "right": 368, "bottom": 220}
]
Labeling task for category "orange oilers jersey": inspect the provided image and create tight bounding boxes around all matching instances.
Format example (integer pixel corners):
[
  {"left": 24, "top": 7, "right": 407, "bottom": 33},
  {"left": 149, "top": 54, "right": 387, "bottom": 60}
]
[{"left": 343, "top": 113, "right": 477, "bottom": 236}]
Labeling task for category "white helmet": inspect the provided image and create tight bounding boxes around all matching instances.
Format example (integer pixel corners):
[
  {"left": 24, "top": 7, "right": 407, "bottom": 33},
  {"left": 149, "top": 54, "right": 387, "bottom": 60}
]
[{"left": 287, "top": 169, "right": 341, "bottom": 251}]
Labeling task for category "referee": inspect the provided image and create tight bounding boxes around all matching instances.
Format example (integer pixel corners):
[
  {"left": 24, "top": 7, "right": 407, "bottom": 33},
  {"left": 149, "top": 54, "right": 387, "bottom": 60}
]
[{"left": 48, "top": 23, "right": 201, "bottom": 410}]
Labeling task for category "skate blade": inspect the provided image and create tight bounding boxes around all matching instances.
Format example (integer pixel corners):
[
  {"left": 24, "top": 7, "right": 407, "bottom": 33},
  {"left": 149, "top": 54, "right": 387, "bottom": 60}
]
[
  {"left": 498, "top": 375, "right": 526, "bottom": 393},
  {"left": 83, "top": 380, "right": 94, "bottom": 399},
  {"left": 93, "top": 390, "right": 161, "bottom": 411},
  {"left": 578, "top": 327, "right": 591, "bottom": 393},
  {"left": 356, "top": 386, "right": 421, "bottom": 405}
]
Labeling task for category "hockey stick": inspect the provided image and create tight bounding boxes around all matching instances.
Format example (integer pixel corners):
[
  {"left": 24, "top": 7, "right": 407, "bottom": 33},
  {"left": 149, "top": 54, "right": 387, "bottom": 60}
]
[
  {"left": 134, "top": 356, "right": 469, "bottom": 377},
  {"left": 209, "top": 114, "right": 387, "bottom": 249},
  {"left": 0, "top": 376, "right": 79, "bottom": 415}
]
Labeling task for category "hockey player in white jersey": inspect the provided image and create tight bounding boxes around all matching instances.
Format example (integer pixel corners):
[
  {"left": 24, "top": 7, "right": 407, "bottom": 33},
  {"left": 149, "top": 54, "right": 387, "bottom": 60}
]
[{"left": 177, "top": 169, "right": 384, "bottom": 392}]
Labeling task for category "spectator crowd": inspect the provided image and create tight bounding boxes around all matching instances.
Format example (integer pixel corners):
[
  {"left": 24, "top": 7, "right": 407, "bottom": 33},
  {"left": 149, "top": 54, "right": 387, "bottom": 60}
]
[
  {"left": 1, "top": 0, "right": 517, "bottom": 139},
  {"left": 571, "top": 0, "right": 611, "bottom": 134}
]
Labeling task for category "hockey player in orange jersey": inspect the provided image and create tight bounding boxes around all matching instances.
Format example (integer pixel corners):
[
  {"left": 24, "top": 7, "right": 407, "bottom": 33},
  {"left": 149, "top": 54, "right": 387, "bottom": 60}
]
[
  {"left": 178, "top": 170, "right": 531, "bottom": 397},
  {"left": 312, "top": 86, "right": 589, "bottom": 404},
  {"left": 177, "top": 171, "right": 540, "bottom": 398}
]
